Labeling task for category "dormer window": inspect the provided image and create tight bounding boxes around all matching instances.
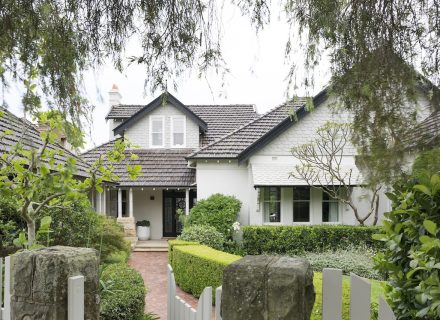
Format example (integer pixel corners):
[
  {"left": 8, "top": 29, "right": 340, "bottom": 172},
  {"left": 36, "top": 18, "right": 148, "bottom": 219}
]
[
  {"left": 171, "top": 116, "right": 186, "bottom": 147},
  {"left": 150, "top": 116, "right": 164, "bottom": 147}
]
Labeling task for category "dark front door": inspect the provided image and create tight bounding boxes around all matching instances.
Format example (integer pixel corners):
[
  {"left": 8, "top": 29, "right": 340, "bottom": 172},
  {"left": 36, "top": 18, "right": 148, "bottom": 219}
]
[{"left": 163, "top": 190, "right": 186, "bottom": 237}]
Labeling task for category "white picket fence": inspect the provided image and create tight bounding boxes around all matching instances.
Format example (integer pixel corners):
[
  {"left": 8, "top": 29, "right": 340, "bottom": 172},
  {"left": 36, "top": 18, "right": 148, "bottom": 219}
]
[
  {"left": 167, "top": 265, "right": 396, "bottom": 320},
  {"left": 0, "top": 256, "right": 85, "bottom": 320}
]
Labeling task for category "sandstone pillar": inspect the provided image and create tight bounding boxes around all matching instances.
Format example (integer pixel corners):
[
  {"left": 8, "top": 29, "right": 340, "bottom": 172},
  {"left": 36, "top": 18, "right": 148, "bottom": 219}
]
[
  {"left": 10, "top": 246, "right": 99, "bottom": 320},
  {"left": 222, "top": 255, "right": 315, "bottom": 320}
]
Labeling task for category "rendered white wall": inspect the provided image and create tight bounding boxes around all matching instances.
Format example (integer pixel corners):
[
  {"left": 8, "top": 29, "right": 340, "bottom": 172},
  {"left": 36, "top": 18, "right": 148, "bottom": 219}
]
[
  {"left": 124, "top": 103, "right": 200, "bottom": 148},
  {"left": 196, "top": 161, "right": 252, "bottom": 225},
  {"left": 132, "top": 188, "right": 163, "bottom": 240}
]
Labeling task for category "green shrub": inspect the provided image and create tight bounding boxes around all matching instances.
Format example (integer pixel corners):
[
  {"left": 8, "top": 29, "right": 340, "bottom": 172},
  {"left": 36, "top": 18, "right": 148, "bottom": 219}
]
[
  {"left": 43, "top": 204, "right": 131, "bottom": 264},
  {"left": 178, "top": 225, "right": 225, "bottom": 250},
  {"left": 168, "top": 240, "right": 199, "bottom": 264},
  {"left": 100, "top": 263, "right": 146, "bottom": 320},
  {"left": 243, "top": 225, "right": 382, "bottom": 255},
  {"left": 171, "top": 243, "right": 241, "bottom": 300},
  {"left": 374, "top": 174, "right": 440, "bottom": 318},
  {"left": 0, "top": 192, "right": 25, "bottom": 256},
  {"left": 302, "top": 245, "right": 383, "bottom": 280},
  {"left": 186, "top": 193, "right": 241, "bottom": 239},
  {"left": 411, "top": 147, "right": 440, "bottom": 179}
]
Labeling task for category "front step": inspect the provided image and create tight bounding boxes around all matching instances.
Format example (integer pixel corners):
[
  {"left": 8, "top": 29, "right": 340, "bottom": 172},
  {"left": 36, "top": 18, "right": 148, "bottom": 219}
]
[
  {"left": 133, "top": 247, "right": 169, "bottom": 252},
  {"left": 133, "top": 239, "right": 169, "bottom": 252}
]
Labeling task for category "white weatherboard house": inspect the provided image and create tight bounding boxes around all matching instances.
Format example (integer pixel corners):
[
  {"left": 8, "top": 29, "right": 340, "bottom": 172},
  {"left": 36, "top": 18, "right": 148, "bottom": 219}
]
[{"left": 82, "top": 85, "right": 436, "bottom": 239}]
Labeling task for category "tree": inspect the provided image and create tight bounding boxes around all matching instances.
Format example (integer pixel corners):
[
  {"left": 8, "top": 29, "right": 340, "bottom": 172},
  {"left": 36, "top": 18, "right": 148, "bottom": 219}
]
[
  {"left": 0, "top": 110, "right": 140, "bottom": 246},
  {"left": 1, "top": 1, "right": 439, "bottom": 181},
  {"left": 0, "top": 0, "right": 222, "bottom": 141},
  {"left": 291, "top": 121, "right": 381, "bottom": 225}
]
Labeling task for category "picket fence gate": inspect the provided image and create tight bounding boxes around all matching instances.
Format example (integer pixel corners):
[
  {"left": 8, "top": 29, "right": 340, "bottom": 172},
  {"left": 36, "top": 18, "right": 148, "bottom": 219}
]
[
  {"left": 167, "top": 265, "right": 396, "bottom": 320},
  {"left": 0, "top": 256, "right": 85, "bottom": 320}
]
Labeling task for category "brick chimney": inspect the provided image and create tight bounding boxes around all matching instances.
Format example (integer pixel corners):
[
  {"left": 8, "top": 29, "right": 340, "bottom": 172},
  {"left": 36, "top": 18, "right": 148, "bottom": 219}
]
[{"left": 109, "top": 84, "right": 122, "bottom": 106}]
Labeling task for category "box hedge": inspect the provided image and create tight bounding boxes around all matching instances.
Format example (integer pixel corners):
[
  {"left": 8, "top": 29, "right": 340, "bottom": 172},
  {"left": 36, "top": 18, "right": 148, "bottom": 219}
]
[
  {"left": 242, "top": 225, "right": 382, "bottom": 255},
  {"left": 168, "top": 240, "right": 199, "bottom": 264},
  {"left": 170, "top": 241, "right": 241, "bottom": 300},
  {"left": 100, "top": 263, "right": 146, "bottom": 320}
]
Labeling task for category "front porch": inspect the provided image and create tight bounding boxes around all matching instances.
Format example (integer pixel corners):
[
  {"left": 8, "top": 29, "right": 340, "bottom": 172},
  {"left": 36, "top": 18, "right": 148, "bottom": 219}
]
[{"left": 92, "top": 186, "right": 197, "bottom": 240}]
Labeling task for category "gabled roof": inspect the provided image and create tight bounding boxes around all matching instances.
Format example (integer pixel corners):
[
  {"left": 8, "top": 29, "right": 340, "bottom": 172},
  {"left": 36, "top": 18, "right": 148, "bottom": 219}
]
[
  {"left": 106, "top": 104, "right": 143, "bottom": 119},
  {"left": 187, "top": 104, "right": 258, "bottom": 145},
  {"left": 187, "top": 90, "right": 328, "bottom": 162},
  {"left": 405, "top": 110, "right": 440, "bottom": 149},
  {"left": 0, "top": 107, "right": 91, "bottom": 178},
  {"left": 106, "top": 103, "right": 259, "bottom": 146},
  {"left": 113, "top": 92, "right": 208, "bottom": 136},
  {"left": 81, "top": 139, "right": 196, "bottom": 187}
]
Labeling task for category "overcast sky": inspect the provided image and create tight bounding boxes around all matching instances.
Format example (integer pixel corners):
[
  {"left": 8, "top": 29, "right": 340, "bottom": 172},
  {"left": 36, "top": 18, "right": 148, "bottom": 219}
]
[{"left": 3, "top": 3, "right": 331, "bottom": 150}]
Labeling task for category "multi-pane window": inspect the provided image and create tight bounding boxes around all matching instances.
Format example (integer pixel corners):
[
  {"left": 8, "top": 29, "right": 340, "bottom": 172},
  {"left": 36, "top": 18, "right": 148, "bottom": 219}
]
[
  {"left": 322, "top": 191, "right": 339, "bottom": 222},
  {"left": 150, "top": 116, "right": 164, "bottom": 147},
  {"left": 171, "top": 116, "right": 185, "bottom": 147},
  {"left": 263, "top": 187, "right": 281, "bottom": 223},
  {"left": 293, "top": 187, "right": 310, "bottom": 222}
]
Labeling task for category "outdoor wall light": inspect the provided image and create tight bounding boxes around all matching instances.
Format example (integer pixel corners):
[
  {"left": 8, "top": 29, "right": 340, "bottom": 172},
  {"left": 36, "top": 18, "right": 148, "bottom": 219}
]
[{"left": 150, "top": 196, "right": 155, "bottom": 200}]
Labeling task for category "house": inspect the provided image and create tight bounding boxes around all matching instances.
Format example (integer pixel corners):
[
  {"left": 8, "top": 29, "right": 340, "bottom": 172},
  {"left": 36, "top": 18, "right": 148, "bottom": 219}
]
[
  {"left": 82, "top": 85, "right": 434, "bottom": 239},
  {"left": 0, "top": 107, "right": 91, "bottom": 179}
]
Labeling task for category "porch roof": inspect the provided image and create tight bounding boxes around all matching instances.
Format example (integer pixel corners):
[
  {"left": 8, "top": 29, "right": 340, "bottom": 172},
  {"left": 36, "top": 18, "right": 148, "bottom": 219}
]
[
  {"left": 251, "top": 162, "right": 363, "bottom": 187},
  {"left": 81, "top": 139, "right": 196, "bottom": 187}
]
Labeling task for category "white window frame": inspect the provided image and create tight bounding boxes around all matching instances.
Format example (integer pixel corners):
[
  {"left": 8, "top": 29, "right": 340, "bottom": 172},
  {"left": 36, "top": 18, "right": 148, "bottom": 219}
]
[
  {"left": 171, "top": 115, "right": 186, "bottom": 147},
  {"left": 322, "top": 190, "right": 340, "bottom": 224},
  {"left": 292, "top": 186, "right": 311, "bottom": 224},
  {"left": 262, "top": 187, "right": 282, "bottom": 224},
  {"left": 149, "top": 115, "right": 165, "bottom": 148}
]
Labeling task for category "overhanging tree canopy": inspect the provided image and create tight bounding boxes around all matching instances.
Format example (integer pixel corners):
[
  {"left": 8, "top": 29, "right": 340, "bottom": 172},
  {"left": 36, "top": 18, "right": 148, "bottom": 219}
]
[{"left": 1, "top": 0, "right": 439, "bottom": 181}]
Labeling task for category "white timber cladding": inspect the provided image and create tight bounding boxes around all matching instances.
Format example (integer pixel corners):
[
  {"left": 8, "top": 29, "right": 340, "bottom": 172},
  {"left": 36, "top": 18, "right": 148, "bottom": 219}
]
[
  {"left": 256, "top": 98, "right": 356, "bottom": 156},
  {"left": 124, "top": 103, "right": 199, "bottom": 148}
]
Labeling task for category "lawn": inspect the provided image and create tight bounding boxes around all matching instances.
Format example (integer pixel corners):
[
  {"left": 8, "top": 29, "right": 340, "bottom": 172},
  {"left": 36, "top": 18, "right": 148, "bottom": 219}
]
[{"left": 311, "top": 272, "right": 385, "bottom": 320}]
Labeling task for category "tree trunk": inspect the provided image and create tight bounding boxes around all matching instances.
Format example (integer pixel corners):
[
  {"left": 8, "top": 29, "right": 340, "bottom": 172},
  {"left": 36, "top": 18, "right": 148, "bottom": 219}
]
[
  {"left": 372, "top": 194, "right": 380, "bottom": 226},
  {"left": 27, "top": 220, "right": 36, "bottom": 247}
]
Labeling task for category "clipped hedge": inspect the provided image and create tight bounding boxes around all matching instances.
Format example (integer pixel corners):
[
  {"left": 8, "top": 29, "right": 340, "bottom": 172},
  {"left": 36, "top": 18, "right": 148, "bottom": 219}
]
[
  {"left": 170, "top": 242, "right": 241, "bottom": 300},
  {"left": 168, "top": 240, "right": 199, "bottom": 264},
  {"left": 100, "top": 263, "right": 146, "bottom": 320},
  {"left": 243, "top": 225, "right": 382, "bottom": 255}
]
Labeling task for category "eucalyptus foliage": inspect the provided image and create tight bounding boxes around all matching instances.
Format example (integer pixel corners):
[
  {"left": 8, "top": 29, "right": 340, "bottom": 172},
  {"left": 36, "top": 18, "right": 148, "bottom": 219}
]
[
  {"left": 374, "top": 174, "right": 440, "bottom": 319},
  {"left": 239, "top": 0, "right": 440, "bottom": 183},
  {"left": 0, "top": 0, "right": 221, "bottom": 145}
]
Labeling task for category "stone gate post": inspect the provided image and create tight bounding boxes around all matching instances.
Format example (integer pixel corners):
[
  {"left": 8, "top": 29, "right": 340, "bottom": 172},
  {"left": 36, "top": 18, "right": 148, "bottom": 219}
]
[
  {"left": 10, "top": 246, "right": 99, "bottom": 320},
  {"left": 222, "top": 255, "right": 315, "bottom": 320}
]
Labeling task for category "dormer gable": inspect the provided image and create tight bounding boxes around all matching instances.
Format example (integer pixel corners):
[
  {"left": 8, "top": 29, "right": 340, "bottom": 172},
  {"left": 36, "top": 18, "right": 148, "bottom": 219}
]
[{"left": 113, "top": 92, "right": 207, "bottom": 136}]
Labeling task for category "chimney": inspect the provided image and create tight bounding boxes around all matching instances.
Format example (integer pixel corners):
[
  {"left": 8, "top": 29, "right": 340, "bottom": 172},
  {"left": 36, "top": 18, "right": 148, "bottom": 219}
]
[{"left": 109, "top": 84, "right": 122, "bottom": 106}]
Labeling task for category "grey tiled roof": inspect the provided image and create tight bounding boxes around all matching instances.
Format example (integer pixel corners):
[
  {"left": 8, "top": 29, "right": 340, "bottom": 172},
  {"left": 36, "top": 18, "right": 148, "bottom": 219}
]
[
  {"left": 106, "top": 104, "right": 143, "bottom": 119},
  {"left": 187, "top": 100, "right": 307, "bottom": 159},
  {"left": 0, "top": 107, "right": 91, "bottom": 178},
  {"left": 81, "top": 139, "right": 196, "bottom": 187},
  {"left": 406, "top": 111, "right": 440, "bottom": 149},
  {"left": 187, "top": 105, "right": 258, "bottom": 145},
  {"left": 106, "top": 103, "right": 258, "bottom": 146}
]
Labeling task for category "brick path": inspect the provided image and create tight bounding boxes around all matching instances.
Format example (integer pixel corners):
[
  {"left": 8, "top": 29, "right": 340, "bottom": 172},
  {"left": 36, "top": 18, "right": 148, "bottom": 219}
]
[{"left": 129, "top": 252, "right": 200, "bottom": 319}]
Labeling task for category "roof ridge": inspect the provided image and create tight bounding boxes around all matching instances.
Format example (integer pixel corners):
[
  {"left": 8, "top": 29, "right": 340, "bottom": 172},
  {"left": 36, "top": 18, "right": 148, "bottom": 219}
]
[
  {"left": 188, "top": 102, "right": 293, "bottom": 158},
  {"left": 187, "top": 104, "right": 255, "bottom": 107},
  {"left": 81, "top": 137, "right": 122, "bottom": 155}
]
